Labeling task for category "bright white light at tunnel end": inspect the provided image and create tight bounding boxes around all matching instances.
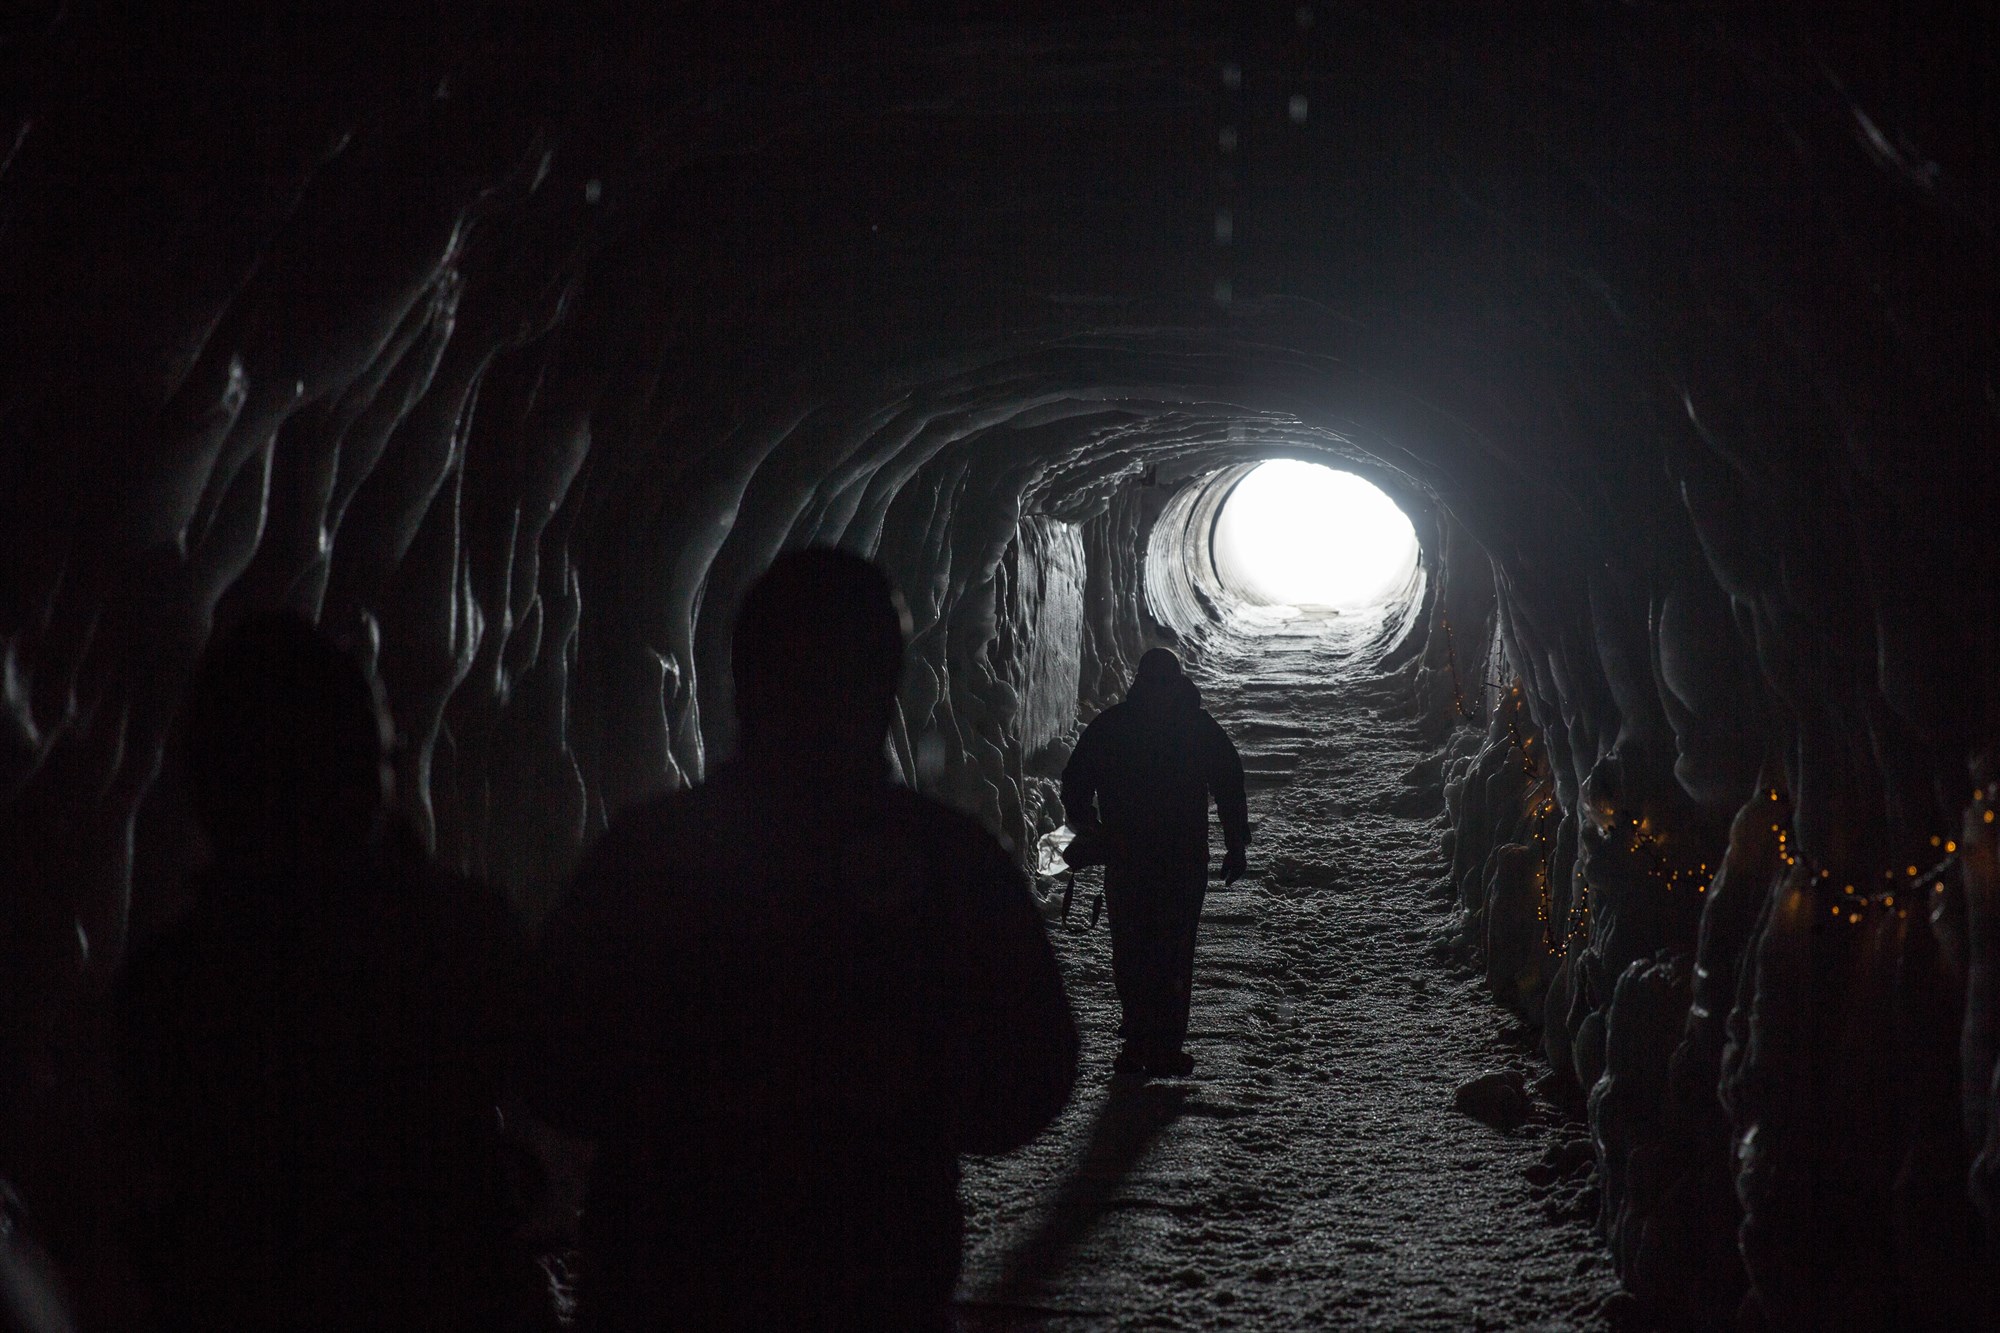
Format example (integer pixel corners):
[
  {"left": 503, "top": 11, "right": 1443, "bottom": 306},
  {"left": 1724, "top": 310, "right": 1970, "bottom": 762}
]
[{"left": 1211, "top": 459, "right": 1420, "bottom": 611}]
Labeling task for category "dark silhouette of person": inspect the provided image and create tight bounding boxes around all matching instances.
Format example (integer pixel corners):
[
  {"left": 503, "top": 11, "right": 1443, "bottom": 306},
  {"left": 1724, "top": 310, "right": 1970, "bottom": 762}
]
[
  {"left": 116, "top": 611, "right": 535, "bottom": 1330},
  {"left": 517, "top": 548, "right": 1078, "bottom": 1332},
  {"left": 1060, "top": 647, "right": 1248, "bottom": 1078}
]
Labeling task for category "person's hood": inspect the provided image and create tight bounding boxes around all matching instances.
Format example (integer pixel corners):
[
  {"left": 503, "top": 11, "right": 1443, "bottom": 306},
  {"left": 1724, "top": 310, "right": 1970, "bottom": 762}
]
[{"left": 1127, "top": 672, "right": 1201, "bottom": 713}]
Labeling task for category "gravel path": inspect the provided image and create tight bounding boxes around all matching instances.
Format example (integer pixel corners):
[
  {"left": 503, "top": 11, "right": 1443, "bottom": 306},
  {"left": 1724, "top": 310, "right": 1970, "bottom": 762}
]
[{"left": 955, "top": 611, "right": 1622, "bottom": 1331}]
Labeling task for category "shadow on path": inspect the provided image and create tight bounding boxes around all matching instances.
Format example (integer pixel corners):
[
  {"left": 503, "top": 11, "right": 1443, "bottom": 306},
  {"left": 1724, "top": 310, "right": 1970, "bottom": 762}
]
[{"left": 958, "top": 1075, "right": 1190, "bottom": 1323}]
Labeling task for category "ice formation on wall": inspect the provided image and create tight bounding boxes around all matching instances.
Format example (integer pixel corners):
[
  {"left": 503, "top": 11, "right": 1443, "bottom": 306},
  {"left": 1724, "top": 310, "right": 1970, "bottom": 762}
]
[{"left": 1, "top": 5, "right": 1994, "bottom": 1325}]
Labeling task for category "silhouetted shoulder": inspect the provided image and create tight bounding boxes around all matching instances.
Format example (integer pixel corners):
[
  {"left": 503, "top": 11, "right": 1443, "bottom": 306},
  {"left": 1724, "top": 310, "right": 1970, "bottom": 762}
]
[
  {"left": 562, "top": 781, "right": 740, "bottom": 908},
  {"left": 118, "top": 883, "right": 292, "bottom": 1046},
  {"left": 897, "top": 785, "right": 1077, "bottom": 1154},
  {"left": 398, "top": 839, "right": 525, "bottom": 948},
  {"left": 885, "top": 787, "right": 1017, "bottom": 875},
  {"left": 396, "top": 855, "right": 529, "bottom": 1044},
  {"left": 1087, "top": 700, "right": 1135, "bottom": 730},
  {"left": 598, "top": 783, "right": 704, "bottom": 858},
  {"left": 532, "top": 784, "right": 716, "bottom": 955},
  {"left": 520, "top": 777, "right": 769, "bottom": 1138},
  {"left": 1067, "top": 701, "right": 1135, "bottom": 765}
]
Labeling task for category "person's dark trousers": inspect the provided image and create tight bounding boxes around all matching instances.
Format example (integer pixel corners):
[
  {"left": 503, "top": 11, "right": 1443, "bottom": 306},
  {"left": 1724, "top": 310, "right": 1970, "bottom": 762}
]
[{"left": 1103, "top": 857, "right": 1207, "bottom": 1062}]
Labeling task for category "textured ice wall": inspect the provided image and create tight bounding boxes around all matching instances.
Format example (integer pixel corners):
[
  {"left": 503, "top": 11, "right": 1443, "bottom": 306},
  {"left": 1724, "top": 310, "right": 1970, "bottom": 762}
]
[
  {"left": 994, "top": 518, "right": 1086, "bottom": 761},
  {"left": 2, "top": 5, "right": 1997, "bottom": 1327}
]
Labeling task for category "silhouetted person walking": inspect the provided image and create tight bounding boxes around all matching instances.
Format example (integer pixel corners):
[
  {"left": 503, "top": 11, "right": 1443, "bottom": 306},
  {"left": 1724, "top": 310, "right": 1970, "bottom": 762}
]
[
  {"left": 1061, "top": 648, "right": 1248, "bottom": 1078},
  {"left": 117, "top": 612, "right": 532, "bottom": 1331},
  {"left": 518, "top": 548, "right": 1078, "bottom": 1332}
]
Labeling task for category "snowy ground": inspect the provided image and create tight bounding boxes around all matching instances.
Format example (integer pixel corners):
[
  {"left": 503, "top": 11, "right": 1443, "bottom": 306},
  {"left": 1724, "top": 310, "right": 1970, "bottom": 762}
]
[{"left": 954, "top": 610, "right": 1624, "bottom": 1331}]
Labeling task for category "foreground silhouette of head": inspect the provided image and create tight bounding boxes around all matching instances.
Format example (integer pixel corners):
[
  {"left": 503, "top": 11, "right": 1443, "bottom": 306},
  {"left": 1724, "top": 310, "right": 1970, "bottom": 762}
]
[
  {"left": 179, "top": 610, "right": 391, "bottom": 875},
  {"left": 1129, "top": 646, "right": 1197, "bottom": 711},
  {"left": 732, "top": 547, "right": 910, "bottom": 769},
  {"left": 1134, "top": 647, "right": 1183, "bottom": 690}
]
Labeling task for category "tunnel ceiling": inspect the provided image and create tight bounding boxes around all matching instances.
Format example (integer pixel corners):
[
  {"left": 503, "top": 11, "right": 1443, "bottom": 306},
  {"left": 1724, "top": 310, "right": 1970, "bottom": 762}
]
[{"left": 4, "top": 0, "right": 1994, "bottom": 933}]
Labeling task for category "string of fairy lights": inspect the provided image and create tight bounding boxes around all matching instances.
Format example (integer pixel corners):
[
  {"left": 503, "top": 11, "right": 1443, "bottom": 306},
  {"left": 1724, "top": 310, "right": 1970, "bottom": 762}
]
[
  {"left": 1469, "top": 676, "right": 1994, "bottom": 958},
  {"left": 1810, "top": 801, "right": 1983, "bottom": 926},
  {"left": 1439, "top": 614, "right": 1477, "bottom": 721}
]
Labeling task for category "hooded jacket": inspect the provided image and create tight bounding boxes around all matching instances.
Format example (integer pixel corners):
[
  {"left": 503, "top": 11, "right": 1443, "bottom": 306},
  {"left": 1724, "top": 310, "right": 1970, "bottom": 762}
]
[{"left": 1059, "top": 673, "right": 1249, "bottom": 868}]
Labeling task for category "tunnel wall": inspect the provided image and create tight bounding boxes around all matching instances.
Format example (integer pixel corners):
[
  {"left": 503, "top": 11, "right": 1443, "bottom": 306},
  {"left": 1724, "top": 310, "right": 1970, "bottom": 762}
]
[
  {"left": 1143, "top": 463, "right": 1246, "bottom": 646},
  {"left": 993, "top": 518, "right": 1086, "bottom": 763},
  {"left": 3, "top": 5, "right": 1998, "bottom": 1328}
]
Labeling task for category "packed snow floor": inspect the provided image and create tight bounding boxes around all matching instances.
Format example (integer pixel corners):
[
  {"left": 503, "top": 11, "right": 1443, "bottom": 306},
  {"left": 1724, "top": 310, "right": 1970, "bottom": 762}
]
[{"left": 955, "top": 610, "right": 1624, "bottom": 1331}]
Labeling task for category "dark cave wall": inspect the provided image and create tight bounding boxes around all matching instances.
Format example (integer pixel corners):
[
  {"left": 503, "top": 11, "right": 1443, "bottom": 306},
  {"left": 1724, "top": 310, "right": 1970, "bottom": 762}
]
[{"left": 3, "top": 4, "right": 1998, "bottom": 1328}]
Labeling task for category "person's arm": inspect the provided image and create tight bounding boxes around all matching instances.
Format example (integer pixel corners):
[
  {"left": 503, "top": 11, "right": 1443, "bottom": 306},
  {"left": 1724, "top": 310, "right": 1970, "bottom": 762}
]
[
  {"left": 1205, "top": 717, "right": 1251, "bottom": 881},
  {"left": 502, "top": 1096, "right": 597, "bottom": 1252},
  {"left": 1058, "top": 720, "right": 1103, "bottom": 834},
  {"left": 509, "top": 827, "right": 662, "bottom": 1248},
  {"left": 513, "top": 823, "right": 654, "bottom": 1145},
  {"left": 951, "top": 835, "right": 1079, "bottom": 1156}
]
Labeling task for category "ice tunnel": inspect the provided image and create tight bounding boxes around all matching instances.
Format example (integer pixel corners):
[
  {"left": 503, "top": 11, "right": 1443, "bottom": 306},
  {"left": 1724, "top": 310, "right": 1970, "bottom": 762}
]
[{"left": 0, "top": 4, "right": 1996, "bottom": 1329}]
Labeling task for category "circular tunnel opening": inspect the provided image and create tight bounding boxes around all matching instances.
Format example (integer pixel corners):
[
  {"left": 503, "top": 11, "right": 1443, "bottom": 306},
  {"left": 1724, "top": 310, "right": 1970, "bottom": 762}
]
[
  {"left": 1210, "top": 460, "right": 1420, "bottom": 612},
  {"left": 1143, "top": 453, "right": 1429, "bottom": 650}
]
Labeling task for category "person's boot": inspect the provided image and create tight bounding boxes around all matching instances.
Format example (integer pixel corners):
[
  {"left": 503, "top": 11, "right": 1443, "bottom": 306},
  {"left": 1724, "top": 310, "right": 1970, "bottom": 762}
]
[
  {"left": 1146, "top": 1049, "right": 1195, "bottom": 1077},
  {"left": 1113, "top": 1041, "right": 1148, "bottom": 1078}
]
